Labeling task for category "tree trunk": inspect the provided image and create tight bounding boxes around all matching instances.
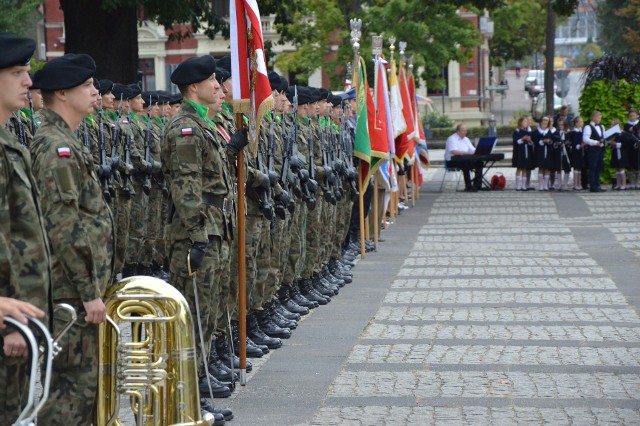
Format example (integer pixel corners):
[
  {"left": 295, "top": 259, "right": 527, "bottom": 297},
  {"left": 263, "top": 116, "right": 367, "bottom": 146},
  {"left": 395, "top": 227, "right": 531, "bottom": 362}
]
[
  {"left": 60, "top": 0, "right": 139, "bottom": 83},
  {"left": 544, "top": 0, "right": 556, "bottom": 117}
]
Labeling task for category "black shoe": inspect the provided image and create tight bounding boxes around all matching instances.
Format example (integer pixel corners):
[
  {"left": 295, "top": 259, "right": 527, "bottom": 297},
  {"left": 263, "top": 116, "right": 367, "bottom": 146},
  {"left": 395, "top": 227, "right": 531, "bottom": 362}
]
[
  {"left": 202, "top": 409, "right": 225, "bottom": 426},
  {"left": 322, "top": 268, "right": 344, "bottom": 287},
  {"left": 200, "top": 398, "right": 233, "bottom": 422},
  {"left": 301, "top": 281, "right": 330, "bottom": 304},
  {"left": 257, "top": 310, "right": 291, "bottom": 339},
  {"left": 199, "top": 374, "right": 231, "bottom": 398},
  {"left": 281, "top": 296, "right": 310, "bottom": 315},
  {"left": 269, "top": 303, "right": 297, "bottom": 329},
  {"left": 274, "top": 298, "right": 301, "bottom": 320},
  {"left": 317, "top": 276, "right": 339, "bottom": 295},
  {"left": 248, "top": 314, "right": 282, "bottom": 349},
  {"left": 217, "top": 335, "right": 252, "bottom": 372},
  {"left": 230, "top": 320, "right": 264, "bottom": 358},
  {"left": 312, "top": 279, "right": 336, "bottom": 297},
  {"left": 290, "top": 282, "right": 318, "bottom": 308}
]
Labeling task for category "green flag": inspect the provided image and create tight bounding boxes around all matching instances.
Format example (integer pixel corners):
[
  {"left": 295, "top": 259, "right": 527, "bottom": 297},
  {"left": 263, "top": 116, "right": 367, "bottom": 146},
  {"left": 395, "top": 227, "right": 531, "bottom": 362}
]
[{"left": 353, "top": 56, "right": 371, "bottom": 167}]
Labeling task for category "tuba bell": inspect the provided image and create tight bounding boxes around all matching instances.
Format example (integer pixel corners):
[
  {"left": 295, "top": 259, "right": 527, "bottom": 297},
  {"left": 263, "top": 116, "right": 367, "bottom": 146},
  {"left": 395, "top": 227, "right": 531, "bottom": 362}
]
[{"left": 94, "top": 276, "right": 213, "bottom": 426}]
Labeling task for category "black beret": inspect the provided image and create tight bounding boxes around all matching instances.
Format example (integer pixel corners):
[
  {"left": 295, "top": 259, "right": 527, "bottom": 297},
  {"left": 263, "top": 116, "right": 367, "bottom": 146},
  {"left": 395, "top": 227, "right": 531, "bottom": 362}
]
[
  {"left": 279, "top": 76, "right": 289, "bottom": 93},
  {"left": 32, "top": 53, "right": 96, "bottom": 91},
  {"left": 98, "top": 79, "right": 114, "bottom": 95},
  {"left": 290, "top": 86, "right": 313, "bottom": 105},
  {"left": 171, "top": 55, "right": 216, "bottom": 85},
  {"left": 141, "top": 91, "right": 159, "bottom": 107},
  {"left": 215, "top": 67, "right": 231, "bottom": 84},
  {"left": 169, "top": 93, "right": 183, "bottom": 105},
  {"left": 0, "top": 33, "right": 35, "bottom": 69},
  {"left": 216, "top": 57, "right": 231, "bottom": 73},
  {"left": 328, "top": 94, "right": 343, "bottom": 107},
  {"left": 93, "top": 79, "right": 100, "bottom": 91},
  {"left": 127, "top": 83, "right": 141, "bottom": 99},
  {"left": 111, "top": 83, "right": 131, "bottom": 101},
  {"left": 268, "top": 71, "right": 281, "bottom": 92},
  {"left": 156, "top": 90, "right": 171, "bottom": 103}
]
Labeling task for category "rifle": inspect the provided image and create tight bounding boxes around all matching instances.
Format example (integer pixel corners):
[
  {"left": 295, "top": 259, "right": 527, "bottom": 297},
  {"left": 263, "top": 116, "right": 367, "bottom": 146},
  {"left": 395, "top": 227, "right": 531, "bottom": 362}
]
[
  {"left": 327, "top": 112, "right": 343, "bottom": 201},
  {"left": 108, "top": 94, "right": 124, "bottom": 191},
  {"left": 142, "top": 95, "right": 153, "bottom": 195},
  {"left": 160, "top": 103, "right": 169, "bottom": 198},
  {"left": 121, "top": 117, "right": 132, "bottom": 198},
  {"left": 341, "top": 103, "right": 359, "bottom": 201},
  {"left": 280, "top": 111, "right": 296, "bottom": 213},
  {"left": 268, "top": 111, "right": 287, "bottom": 220},
  {"left": 14, "top": 113, "right": 28, "bottom": 147},
  {"left": 256, "top": 131, "right": 274, "bottom": 220},
  {"left": 97, "top": 99, "right": 112, "bottom": 202},
  {"left": 317, "top": 111, "right": 335, "bottom": 204},
  {"left": 27, "top": 91, "right": 36, "bottom": 135}
]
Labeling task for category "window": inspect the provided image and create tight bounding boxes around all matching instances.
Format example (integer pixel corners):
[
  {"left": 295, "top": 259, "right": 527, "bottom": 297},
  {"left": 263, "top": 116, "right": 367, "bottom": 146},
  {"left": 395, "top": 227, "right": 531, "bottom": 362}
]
[{"left": 139, "top": 58, "right": 155, "bottom": 91}]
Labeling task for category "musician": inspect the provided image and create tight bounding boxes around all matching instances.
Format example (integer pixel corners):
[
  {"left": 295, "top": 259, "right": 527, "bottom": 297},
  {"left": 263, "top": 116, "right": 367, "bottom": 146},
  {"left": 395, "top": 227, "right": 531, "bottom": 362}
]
[
  {"left": 583, "top": 110, "right": 606, "bottom": 192},
  {"left": 551, "top": 117, "right": 572, "bottom": 191},
  {"left": 607, "top": 119, "right": 626, "bottom": 190},
  {"left": 0, "top": 298, "right": 45, "bottom": 330},
  {"left": 445, "top": 124, "right": 482, "bottom": 191},
  {"left": 0, "top": 34, "right": 52, "bottom": 425},
  {"left": 569, "top": 116, "right": 586, "bottom": 190},
  {"left": 623, "top": 109, "right": 639, "bottom": 189},
  {"left": 532, "top": 116, "right": 553, "bottom": 191},
  {"left": 512, "top": 116, "right": 533, "bottom": 191}
]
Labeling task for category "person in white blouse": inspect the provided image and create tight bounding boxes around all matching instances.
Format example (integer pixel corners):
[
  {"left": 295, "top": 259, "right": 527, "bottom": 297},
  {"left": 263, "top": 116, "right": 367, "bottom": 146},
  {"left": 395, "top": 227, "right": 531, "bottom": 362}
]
[
  {"left": 445, "top": 124, "right": 482, "bottom": 191},
  {"left": 583, "top": 111, "right": 606, "bottom": 192}
]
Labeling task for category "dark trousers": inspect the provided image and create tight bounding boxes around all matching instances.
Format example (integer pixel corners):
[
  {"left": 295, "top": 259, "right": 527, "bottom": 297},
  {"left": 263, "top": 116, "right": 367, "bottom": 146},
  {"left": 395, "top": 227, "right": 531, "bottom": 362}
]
[
  {"left": 587, "top": 147, "right": 604, "bottom": 189},
  {"left": 448, "top": 159, "right": 483, "bottom": 189}
]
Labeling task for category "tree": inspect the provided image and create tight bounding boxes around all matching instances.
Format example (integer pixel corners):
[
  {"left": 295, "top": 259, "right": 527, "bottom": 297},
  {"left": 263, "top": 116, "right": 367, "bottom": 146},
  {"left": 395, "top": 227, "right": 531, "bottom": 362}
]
[
  {"left": 58, "top": 0, "right": 284, "bottom": 83},
  {"left": 597, "top": 0, "right": 638, "bottom": 56},
  {"left": 575, "top": 42, "right": 602, "bottom": 67},
  {"left": 0, "top": 0, "right": 41, "bottom": 36},
  {"left": 490, "top": 0, "right": 546, "bottom": 65}
]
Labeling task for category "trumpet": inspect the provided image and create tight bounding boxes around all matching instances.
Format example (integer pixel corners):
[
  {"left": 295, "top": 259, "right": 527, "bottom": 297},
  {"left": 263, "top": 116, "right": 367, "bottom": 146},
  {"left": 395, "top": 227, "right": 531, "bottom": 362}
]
[
  {"left": 95, "top": 276, "right": 213, "bottom": 426},
  {"left": 7, "top": 303, "right": 77, "bottom": 426}
]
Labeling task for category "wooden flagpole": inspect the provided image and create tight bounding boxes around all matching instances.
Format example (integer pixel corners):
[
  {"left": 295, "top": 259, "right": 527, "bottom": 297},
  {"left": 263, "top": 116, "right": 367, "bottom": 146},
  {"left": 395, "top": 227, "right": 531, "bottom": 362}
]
[
  {"left": 351, "top": 18, "right": 365, "bottom": 258},
  {"left": 235, "top": 114, "right": 247, "bottom": 385}
]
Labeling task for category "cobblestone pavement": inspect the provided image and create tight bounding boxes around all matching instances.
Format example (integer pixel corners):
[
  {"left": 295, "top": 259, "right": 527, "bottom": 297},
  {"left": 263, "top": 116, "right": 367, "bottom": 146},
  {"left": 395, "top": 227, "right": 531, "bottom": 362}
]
[{"left": 308, "top": 184, "right": 640, "bottom": 425}]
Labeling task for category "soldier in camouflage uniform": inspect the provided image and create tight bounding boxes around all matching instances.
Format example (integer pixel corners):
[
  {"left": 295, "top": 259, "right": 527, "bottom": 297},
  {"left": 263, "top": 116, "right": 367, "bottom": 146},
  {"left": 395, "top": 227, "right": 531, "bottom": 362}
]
[
  {"left": 0, "top": 34, "right": 51, "bottom": 426},
  {"left": 162, "top": 56, "right": 248, "bottom": 402},
  {"left": 30, "top": 53, "right": 115, "bottom": 426}
]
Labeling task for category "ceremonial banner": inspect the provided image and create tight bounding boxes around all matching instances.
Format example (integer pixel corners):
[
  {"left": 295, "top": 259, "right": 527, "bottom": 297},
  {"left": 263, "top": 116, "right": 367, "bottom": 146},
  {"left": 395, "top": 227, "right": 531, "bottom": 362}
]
[
  {"left": 230, "top": 0, "right": 273, "bottom": 152},
  {"left": 389, "top": 56, "right": 406, "bottom": 139},
  {"left": 394, "top": 61, "right": 417, "bottom": 162},
  {"left": 409, "top": 73, "right": 428, "bottom": 168},
  {"left": 353, "top": 56, "right": 372, "bottom": 189},
  {"left": 363, "top": 57, "right": 392, "bottom": 185}
]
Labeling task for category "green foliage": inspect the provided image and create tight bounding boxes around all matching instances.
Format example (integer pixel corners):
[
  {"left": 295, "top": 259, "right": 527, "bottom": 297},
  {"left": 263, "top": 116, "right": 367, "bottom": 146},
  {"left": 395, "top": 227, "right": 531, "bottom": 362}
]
[
  {"left": 29, "top": 58, "right": 45, "bottom": 74},
  {"left": 597, "top": 0, "right": 637, "bottom": 56},
  {"left": 491, "top": 0, "right": 546, "bottom": 63},
  {"left": 424, "top": 112, "right": 454, "bottom": 129},
  {"left": 0, "top": 0, "right": 41, "bottom": 36},
  {"left": 575, "top": 43, "right": 603, "bottom": 68}
]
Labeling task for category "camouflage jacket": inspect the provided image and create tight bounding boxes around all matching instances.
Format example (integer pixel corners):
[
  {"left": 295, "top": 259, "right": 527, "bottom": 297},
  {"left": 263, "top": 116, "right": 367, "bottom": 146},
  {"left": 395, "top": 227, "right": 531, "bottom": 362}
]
[
  {"left": 0, "top": 126, "right": 51, "bottom": 311},
  {"left": 162, "top": 101, "right": 234, "bottom": 243},
  {"left": 31, "top": 109, "right": 115, "bottom": 302}
]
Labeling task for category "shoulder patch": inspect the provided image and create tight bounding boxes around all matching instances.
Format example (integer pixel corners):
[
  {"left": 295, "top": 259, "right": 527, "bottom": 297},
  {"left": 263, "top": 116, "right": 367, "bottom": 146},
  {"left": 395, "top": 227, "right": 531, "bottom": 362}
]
[
  {"left": 57, "top": 147, "right": 72, "bottom": 157},
  {"left": 181, "top": 128, "right": 194, "bottom": 135}
]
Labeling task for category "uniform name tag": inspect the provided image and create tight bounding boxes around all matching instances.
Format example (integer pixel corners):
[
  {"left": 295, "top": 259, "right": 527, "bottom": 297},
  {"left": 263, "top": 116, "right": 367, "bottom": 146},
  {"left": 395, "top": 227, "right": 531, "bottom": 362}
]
[{"left": 57, "top": 147, "right": 72, "bottom": 157}]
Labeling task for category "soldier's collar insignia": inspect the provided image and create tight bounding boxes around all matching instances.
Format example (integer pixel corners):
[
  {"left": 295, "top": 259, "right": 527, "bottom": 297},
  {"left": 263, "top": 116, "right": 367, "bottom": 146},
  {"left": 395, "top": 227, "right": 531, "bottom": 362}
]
[{"left": 57, "top": 147, "right": 72, "bottom": 157}]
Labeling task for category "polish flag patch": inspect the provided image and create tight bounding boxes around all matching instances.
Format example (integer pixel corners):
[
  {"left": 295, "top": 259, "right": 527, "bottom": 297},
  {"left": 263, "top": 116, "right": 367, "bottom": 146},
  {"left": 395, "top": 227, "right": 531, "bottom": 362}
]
[
  {"left": 57, "top": 147, "right": 72, "bottom": 157},
  {"left": 181, "top": 128, "right": 193, "bottom": 135}
]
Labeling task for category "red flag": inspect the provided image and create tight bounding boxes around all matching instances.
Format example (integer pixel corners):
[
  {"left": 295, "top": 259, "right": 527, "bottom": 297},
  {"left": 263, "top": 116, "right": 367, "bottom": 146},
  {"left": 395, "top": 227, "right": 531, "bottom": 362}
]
[
  {"left": 230, "top": 0, "right": 273, "bottom": 152},
  {"left": 394, "top": 62, "right": 417, "bottom": 162}
]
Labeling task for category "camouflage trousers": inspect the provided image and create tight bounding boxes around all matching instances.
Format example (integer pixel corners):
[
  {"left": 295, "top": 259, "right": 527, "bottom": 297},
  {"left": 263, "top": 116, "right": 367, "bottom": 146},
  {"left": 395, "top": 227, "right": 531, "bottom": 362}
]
[
  {"left": 334, "top": 196, "right": 353, "bottom": 259},
  {"left": 262, "top": 214, "right": 289, "bottom": 304},
  {"left": 236, "top": 212, "right": 263, "bottom": 314},
  {"left": 141, "top": 185, "right": 164, "bottom": 268},
  {"left": 214, "top": 238, "right": 231, "bottom": 336},
  {"left": 283, "top": 199, "right": 306, "bottom": 284},
  {"left": 113, "top": 190, "right": 131, "bottom": 275},
  {"left": 126, "top": 182, "right": 148, "bottom": 266},
  {"left": 321, "top": 200, "right": 337, "bottom": 264},
  {"left": 169, "top": 236, "right": 224, "bottom": 372},
  {"left": 0, "top": 353, "right": 29, "bottom": 425},
  {"left": 252, "top": 217, "right": 273, "bottom": 311},
  {"left": 38, "top": 304, "right": 100, "bottom": 426},
  {"left": 302, "top": 195, "right": 324, "bottom": 279}
]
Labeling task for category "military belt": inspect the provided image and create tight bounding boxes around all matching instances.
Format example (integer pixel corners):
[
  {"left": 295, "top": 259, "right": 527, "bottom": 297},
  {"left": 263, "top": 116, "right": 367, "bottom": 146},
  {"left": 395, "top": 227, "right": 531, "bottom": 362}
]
[{"left": 202, "top": 193, "right": 230, "bottom": 213}]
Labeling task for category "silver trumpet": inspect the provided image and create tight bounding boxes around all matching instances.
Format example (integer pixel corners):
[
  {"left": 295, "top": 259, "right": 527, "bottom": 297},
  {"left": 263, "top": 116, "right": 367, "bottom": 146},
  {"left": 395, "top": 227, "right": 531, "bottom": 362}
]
[{"left": 8, "top": 303, "right": 77, "bottom": 426}]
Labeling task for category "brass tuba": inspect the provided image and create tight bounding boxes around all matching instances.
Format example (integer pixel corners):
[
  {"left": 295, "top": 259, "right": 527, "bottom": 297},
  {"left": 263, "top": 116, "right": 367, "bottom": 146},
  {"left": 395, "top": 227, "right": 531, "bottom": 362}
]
[{"left": 94, "top": 276, "right": 213, "bottom": 426}]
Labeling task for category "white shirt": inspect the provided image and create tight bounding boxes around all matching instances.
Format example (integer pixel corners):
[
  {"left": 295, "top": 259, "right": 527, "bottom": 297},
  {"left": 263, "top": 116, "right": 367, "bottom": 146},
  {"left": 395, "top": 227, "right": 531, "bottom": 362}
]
[
  {"left": 445, "top": 132, "right": 475, "bottom": 161},
  {"left": 583, "top": 121, "right": 604, "bottom": 146}
]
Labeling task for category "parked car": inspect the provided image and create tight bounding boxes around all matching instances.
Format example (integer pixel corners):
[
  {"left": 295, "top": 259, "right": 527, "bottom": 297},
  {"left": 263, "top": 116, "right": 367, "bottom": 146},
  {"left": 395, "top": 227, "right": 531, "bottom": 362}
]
[
  {"left": 524, "top": 70, "right": 543, "bottom": 92},
  {"left": 531, "top": 93, "right": 569, "bottom": 122},
  {"left": 525, "top": 70, "right": 558, "bottom": 97}
]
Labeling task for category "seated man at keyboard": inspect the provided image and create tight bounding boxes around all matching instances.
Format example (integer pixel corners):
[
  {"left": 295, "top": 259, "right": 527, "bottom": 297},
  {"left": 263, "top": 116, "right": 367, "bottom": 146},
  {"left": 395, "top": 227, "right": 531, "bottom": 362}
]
[{"left": 445, "top": 124, "right": 483, "bottom": 191}]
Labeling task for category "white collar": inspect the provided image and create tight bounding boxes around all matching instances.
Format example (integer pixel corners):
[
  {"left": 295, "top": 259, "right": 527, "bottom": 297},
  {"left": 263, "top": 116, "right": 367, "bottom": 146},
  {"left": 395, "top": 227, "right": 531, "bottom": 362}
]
[{"left": 538, "top": 127, "right": 548, "bottom": 135}]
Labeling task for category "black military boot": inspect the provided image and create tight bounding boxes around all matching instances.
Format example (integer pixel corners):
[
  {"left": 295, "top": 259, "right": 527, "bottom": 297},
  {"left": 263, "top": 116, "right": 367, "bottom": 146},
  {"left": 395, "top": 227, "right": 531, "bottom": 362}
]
[
  {"left": 274, "top": 291, "right": 301, "bottom": 320},
  {"left": 198, "top": 372, "right": 232, "bottom": 398},
  {"left": 278, "top": 286, "right": 310, "bottom": 315},
  {"left": 207, "top": 339, "right": 238, "bottom": 383},
  {"left": 322, "top": 267, "right": 345, "bottom": 287},
  {"left": 312, "top": 278, "right": 336, "bottom": 298},
  {"left": 200, "top": 397, "right": 233, "bottom": 423},
  {"left": 230, "top": 320, "right": 264, "bottom": 358},
  {"left": 217, "top": 334, "right": 252, "bottom": 373},
  {"left": 268, "top": 301, "right": 297, "bottom": 329},
  {"left": 257, "top": 309, "right": 291, "bottom": 339},
  {"left": 301, "top": 279, "right": 330, "bottom": 304},
  {"left": 290, "top": 281, "right": 318, "bottom": 308},
  {"left": 330, "top": 259, "right": 352, "bottom": 283},
  {"left": 314, "top": 274, "right": 339, "bottom": 295},
  {"left": 247, "top": 314, "right": 282, "bottom": 349}
]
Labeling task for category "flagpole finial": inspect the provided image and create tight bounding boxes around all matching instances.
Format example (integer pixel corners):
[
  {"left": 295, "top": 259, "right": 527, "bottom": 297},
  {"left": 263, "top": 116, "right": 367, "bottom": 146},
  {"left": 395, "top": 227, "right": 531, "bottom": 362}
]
[
  {"left": 388, "top": 36, "right": 396, "bottom": 61},
  {"left": 350, "top": 19, "right": 362, "bottom": 57},
  {"left": 399, "top": 41, "right": 407, "bottom": 61},
  {"left": 372, "top": 35, "right": 383, "bottom": 57},
  {"left": 408, "top": 55, "right": 414, "bottom": 72}
]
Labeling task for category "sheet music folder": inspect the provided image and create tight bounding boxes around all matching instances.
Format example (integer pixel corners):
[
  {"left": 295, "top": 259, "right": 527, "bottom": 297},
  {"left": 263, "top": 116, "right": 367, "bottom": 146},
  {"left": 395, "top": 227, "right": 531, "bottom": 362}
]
[{"left": 474, "top": 137, "right": 498, "bottom": 155}]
